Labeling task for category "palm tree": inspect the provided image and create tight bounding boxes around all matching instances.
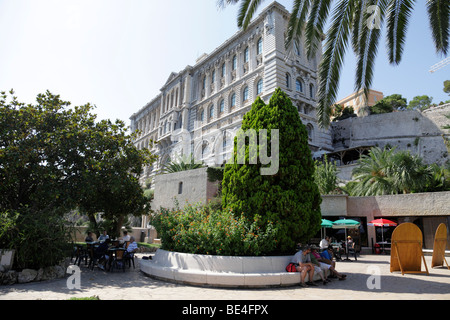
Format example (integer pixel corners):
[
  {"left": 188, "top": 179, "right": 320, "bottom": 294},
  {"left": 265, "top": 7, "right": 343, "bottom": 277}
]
[
  {"left": 162, "top": 153, "right": 204, "bottom": 173},
  {"left": 349, "top": 146, "right": 433, "bottom": 195},
  {"left": 218, "top": 0, "right": 449, "bottom": 128},
  {"left": 350, "top": 146, "right": 396, "bottom": 196},
  {"left": 387, "top": 150, "right": 433, "bottom": 194}
]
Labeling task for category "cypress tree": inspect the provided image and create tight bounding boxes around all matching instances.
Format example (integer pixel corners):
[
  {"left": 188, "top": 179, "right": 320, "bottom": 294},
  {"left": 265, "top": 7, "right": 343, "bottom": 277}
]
[{"left": 222, "top": 88, "right": 321, "bottom": 253}]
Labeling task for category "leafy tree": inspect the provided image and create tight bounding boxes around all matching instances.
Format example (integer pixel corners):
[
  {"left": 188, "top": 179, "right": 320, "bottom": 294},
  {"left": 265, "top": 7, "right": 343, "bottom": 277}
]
[
  {"left": 0, "top": 90, "right": 156, "bottom": 267},
  {"left": 314, "top": 155, "right": 340, "bottom": 194},
  {"left": 370, "top": 94, "right": 407, "bottom": 114},
  {"left": 219, "top": 0, "right": 450, "bottom": 128},
  {"left": 408, "top": 95, "right": 433, "bottom": 111},
  {"left": 444, "top": 80, "right": 450, "bottom": 95},
  {"left": 332, "top": 105, "right": 356, "bottom": 121},
  {"left": 221, "top": 88, "right": 322, "bottom": 253}
]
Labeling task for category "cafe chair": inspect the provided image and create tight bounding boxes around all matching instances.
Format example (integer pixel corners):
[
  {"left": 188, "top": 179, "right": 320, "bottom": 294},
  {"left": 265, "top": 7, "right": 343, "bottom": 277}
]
[
  {"left": 124, "top": 251, "right": 135, "bottom": 269},
  {"left": 74, "top": 244, "right": 89, "bottom": 266},
  {"left": 111, "top": 249, "right": 126, "bottom": 272}
]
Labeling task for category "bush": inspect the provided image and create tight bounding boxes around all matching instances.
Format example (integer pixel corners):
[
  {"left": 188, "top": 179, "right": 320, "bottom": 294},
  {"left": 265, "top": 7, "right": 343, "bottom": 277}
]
[
  {"left": 151, "top": 202, "right": 278, "bottom": 256},
  {"left": 0, "top": 208, "right": 73, "bottom": 270},
  {"left": 221, "top": 88, "right": 322, "bottom": 253}
]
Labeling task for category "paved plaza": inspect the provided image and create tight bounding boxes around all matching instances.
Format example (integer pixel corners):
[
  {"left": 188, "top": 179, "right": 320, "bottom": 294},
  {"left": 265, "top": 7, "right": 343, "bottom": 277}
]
[{"left": 0, "top": 253, "right": 449, "bottom": 300}]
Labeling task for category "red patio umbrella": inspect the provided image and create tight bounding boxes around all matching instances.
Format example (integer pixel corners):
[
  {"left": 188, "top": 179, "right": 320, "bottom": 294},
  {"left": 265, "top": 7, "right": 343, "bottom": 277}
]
[
  {"left": 368, "top": 218, "right": 398, "bottom": 227},
  {"left": 368, "top": 219, "right": 398, "bottom": 253}
]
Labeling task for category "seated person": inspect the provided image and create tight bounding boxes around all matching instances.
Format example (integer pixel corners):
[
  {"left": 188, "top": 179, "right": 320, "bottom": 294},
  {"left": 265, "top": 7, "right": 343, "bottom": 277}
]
[
  {"left": 126, "top": 236, "right": 138, "bottom": 253},
  {"left": 98, "top": 230, "right": 109, "bottom": 242},
  {"left": 122, "top": 230, "right": 131, "bottom": 242},
  {"left": 313, "top": 246, "right": 346, "bottom": 280},
  {"left": 319, "top": 236, "right": 330, "bottom": 250},
  {"left": 95, "top": 238, "right": 111, "bottom": 270},
  {"left": 291, "top": 245, "right": 317, "bottom": 287},
  {"left": 85, "top": 231, "right": 94, "bottom": 243}
]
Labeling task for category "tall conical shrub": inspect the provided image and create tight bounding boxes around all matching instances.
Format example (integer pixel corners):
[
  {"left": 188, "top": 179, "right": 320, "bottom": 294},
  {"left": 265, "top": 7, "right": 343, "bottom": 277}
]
[{"left": 222, "top": 88, "right": 322, "bottom": 253}]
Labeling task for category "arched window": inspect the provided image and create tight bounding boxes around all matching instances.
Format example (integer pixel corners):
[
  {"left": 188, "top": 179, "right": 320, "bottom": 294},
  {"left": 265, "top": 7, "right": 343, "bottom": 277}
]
[
  {"left": 306, "top": 124, "right": 314, "bottom": 141},
  {"left": 296, "top": 79, "right": 303, "bottom": 92},
  {"left": 309, "top": 84, "right": 315, "bottom": 99},
  {"left": 256, "top": 79, "right": 263, "bottom": 95},
  {"left": 232, "top": 55, "right": 237, "bottom": 70},
  {"left": 244, "top": 47, "right": 249, "bottom": 63},
  {"left": 286, "top": 73, "right": 291, "bottom": 89},
  {"left": 230, "top": 93, "right": 236, "bottom": 108},
  {"left": 212, "top": 70, "right": 216, "bottom": 83},
  {"left": 209, "top": 104, "right": 214, "bottom": 119},
  {"left": 221, "top": 63, "right": 226, "bottom": 77},
  {"left": 242, "top": 86, "right": 249, "bottom": 102},
  {"left": 219, "top": 99, "right": 225, "bottom": 113},
  {"left": 257, "top": 37, "right": 263, "bottom": 55},
  {"left": 200, "top": 108, "right": 205, "bottom": 122}
]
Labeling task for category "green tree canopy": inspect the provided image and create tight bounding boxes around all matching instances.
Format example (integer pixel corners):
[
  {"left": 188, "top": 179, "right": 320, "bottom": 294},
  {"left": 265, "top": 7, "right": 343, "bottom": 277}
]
[
  {"left": 370, "top": 94, "right": 407, "bottom": 114},
  {"left": 0, "top": 90, "right": 156, "bottom": 239},
  {"left": 221, "top": 88, "right": 322, "bottom": 253},
  {"left": 444, "top": 80, "right": 450, "bottom": 95},
  {"left": 408, "top": 95, "right": 433, "bottom": 111}
]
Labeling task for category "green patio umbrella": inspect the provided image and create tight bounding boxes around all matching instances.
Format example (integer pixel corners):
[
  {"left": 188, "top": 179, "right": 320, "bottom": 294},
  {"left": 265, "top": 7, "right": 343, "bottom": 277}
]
[
  {"left": 321, "top": 219, "right": 333, "bottom": 228},
  {"left": 321, "top": 219, "right": 333, "bottom": 238},
  {"left": 332, "top": 219, "right": 361, "bottom": 261}
]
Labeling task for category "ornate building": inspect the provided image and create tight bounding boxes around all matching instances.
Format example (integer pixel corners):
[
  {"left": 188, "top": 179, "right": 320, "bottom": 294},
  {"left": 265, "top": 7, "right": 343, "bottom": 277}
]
[{"left": 130, "top": 2, "right": 333, "bottom": 186}]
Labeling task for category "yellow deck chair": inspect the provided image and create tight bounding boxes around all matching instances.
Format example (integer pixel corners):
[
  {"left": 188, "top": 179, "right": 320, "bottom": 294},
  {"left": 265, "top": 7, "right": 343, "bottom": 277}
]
[
  {"left": 431, "top": 223, "right": 449, "bottom": 270},
  {"left": 390, "top": 222, "right": 429, "bottom": 275}
]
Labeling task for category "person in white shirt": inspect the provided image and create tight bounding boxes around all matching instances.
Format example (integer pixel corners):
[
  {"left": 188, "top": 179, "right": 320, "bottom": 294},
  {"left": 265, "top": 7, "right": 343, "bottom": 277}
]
[
  {"left": 319, "top": 236, "right": 330, "bottom": 249},
  {"left": 122, "top": 230, "right": 131, "bottom": 242}
]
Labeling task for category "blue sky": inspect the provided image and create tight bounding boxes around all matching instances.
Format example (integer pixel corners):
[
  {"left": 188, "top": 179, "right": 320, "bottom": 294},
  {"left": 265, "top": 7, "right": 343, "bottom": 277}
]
[{"left": 0, "top": 0, "right": 448, "bottom": 126}]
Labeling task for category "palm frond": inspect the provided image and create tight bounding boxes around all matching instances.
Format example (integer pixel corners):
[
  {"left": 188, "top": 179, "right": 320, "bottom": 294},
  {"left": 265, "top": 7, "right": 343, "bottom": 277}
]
[
  {"left": 237, "top": 0, "right": 265, "bottom": 29},
  {"left": 285, "top": 0, "right": 311, "bottom": 50},
  {"left": 304, "top": 0, "right": 333, "bottom": 58},
  {"left": 316, "top": 0, "right": 358, "bottom": 128},
  {"left": 354, "top": 0, "right": 388, "bottom": 97},
  {"left": 426, "top": 0, "right": 450, "bottom": 55},
  {"left": 386, "top": 0, "right": 416, "bottom": 64}
]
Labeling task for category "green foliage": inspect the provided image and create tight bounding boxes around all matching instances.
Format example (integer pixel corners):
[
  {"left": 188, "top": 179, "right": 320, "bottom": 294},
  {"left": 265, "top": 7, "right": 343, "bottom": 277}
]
[
  {"left": 370, "top": 94, "right": 407, "bottom": 114},
  {"left": 332, "top": 105, "right": 355, "bottom": 121},
  {"left": 221, "top": 88, "right": 322, "bottom": 253},
  {"left": 0, "top": 89, "right": 156, "bottom": 267},
  {"left": 163, "top": 153, "right": 203, "bottom": 173},
  {"left": 151, "top": 202, "right": 278, "bottom": 256},
  {"left": 0, "top": 208, "right": 73, "bottom": 269},
  {"left": 314, "top": 155, "right": 340, "bottom": 195},
  {"left": 222, "top": 1, "right": 450, "bottom": 128},
  {"left": 444, "top": 80, "right": 450, "bottom": 95},
  {"left": 347, "top": 147, "right": 447, "bottom": 196},
  {"left": 408, "top": 95, "right": 433, "bottom": 111}
]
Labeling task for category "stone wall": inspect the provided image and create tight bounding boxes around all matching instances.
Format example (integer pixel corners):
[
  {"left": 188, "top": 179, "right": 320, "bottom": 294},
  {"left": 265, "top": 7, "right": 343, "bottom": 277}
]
[
  {"left": 331, "top": 104, "right": 450, "bottom": 165},
  {"left": 152, "top": 167, "right": 219, "bottom": 211}
]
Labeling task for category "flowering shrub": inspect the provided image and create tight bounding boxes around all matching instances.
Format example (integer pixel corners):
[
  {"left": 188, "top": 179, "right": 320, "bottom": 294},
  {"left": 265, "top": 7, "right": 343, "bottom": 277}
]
[{"left": 151, "top": 202, "right": 278, "bottom": 256}]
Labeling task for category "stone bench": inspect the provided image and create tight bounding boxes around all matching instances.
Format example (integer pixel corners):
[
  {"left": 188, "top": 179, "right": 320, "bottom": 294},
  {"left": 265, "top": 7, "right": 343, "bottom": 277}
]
[{"left": 140, "top": 249, "right": 329, "bottom": 288}]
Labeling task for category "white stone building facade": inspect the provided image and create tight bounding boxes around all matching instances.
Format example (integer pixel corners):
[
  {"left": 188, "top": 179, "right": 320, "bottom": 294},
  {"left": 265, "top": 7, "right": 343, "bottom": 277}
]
[{"left": 130, "top": 2, "right": 333, "bottom": 186}]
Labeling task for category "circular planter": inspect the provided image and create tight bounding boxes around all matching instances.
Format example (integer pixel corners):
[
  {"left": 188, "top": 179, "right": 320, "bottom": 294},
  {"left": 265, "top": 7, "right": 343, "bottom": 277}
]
[{"left": 140, "top": 249, "right": 324, "bottom": 288}]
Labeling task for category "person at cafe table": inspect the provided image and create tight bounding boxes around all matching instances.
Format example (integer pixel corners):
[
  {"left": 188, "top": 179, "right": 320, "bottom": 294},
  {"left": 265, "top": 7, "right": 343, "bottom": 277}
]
[{"left": 126, "top": 236, "right": 138, "bottom": 253}]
